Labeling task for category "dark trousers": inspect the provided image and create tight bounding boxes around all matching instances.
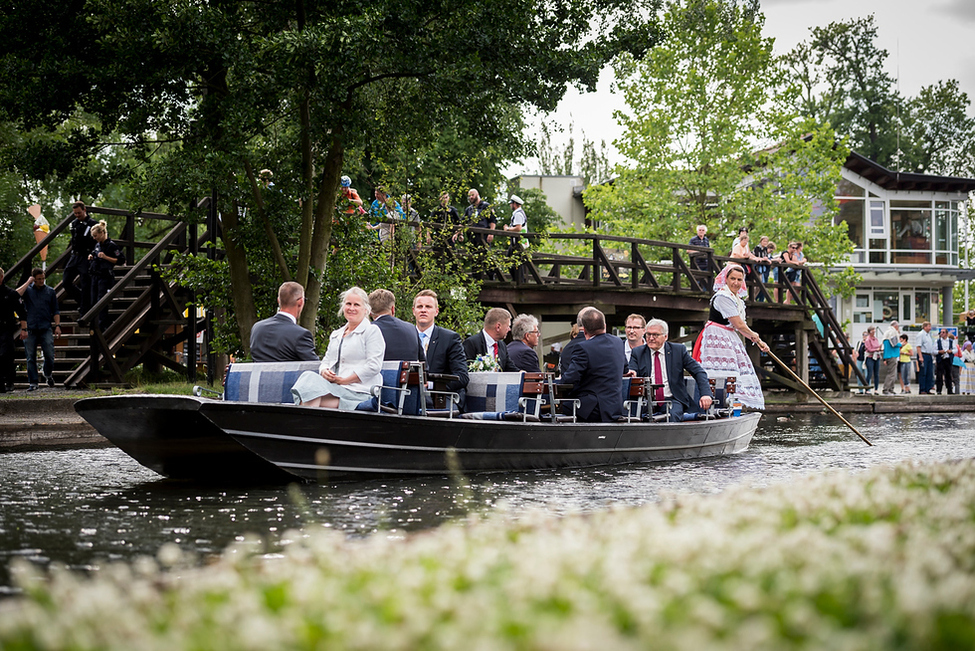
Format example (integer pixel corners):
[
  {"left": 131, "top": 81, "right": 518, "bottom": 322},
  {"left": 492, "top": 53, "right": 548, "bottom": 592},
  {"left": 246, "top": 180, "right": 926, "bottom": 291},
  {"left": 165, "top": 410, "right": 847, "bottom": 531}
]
[
  {"left": 90, "top": 274, "right": 115, "bottom": 330},
  {"left": 919, "top": 353, "right": 934, "bottom": 392},
  {"left": 654, "top": 399, "right": 692, "bottom": 422},
  {"left": 0, "top": 330, "right": 16, "bottom": 389},
  {"left": 936, "top": 356, "right": 954, "bottom": 394},
  {"left": 864, "top": 357, "right": 880, "bottom": 391},
  {"left": 63, "top": 259, "right": 91, "bottom": 314}
]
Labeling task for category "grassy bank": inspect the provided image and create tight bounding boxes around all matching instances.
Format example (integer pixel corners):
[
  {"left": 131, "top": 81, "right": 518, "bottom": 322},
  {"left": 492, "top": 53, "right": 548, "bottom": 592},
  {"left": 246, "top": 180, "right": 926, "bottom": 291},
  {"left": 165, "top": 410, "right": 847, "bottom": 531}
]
[{"left": 2, "top": 460, "right": 975, "bottom": 650}]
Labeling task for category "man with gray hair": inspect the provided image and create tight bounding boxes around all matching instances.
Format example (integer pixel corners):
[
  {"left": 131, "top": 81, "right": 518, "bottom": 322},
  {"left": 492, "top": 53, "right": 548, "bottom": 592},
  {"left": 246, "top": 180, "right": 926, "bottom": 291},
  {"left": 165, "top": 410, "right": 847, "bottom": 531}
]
[
  {"left": 630, "top": 318, "right": 712, "bottom": 421},
  {"left": 507, "top": 313, "right": 540, "bottom": 372},
  {"left": 881, "top": 320, "right": 901, "bottom": 395}
]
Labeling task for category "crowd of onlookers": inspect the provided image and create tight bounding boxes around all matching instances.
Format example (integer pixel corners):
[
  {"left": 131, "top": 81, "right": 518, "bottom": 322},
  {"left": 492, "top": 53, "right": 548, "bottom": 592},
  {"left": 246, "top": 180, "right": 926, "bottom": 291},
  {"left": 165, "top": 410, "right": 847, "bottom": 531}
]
[{"left": 853, "top": 320, "right": 975, "bottom": 396}]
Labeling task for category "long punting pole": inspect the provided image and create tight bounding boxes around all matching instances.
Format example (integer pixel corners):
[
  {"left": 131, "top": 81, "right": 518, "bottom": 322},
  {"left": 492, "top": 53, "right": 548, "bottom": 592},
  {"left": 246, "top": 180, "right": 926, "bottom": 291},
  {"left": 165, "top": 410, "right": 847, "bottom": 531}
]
[{"left": 763, "top": 347, "right": 873, "bottom": 446}]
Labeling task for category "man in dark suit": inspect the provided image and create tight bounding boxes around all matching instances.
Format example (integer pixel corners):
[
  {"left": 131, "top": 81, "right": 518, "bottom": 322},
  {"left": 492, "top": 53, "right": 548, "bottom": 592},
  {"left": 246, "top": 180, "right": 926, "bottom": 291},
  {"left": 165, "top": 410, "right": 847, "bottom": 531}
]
[
  {"left": 369, "top": 289, "right": 424, "bottom": 361},
  {"left": 249, "top": 282, "right": 318, "bottom": 362},
  {"left": 507, "top": 313, "right": 540, "bottom": 372},
  {"left": 559, "top": 307, "right": 626, "bottom": 422},
  {"left": 630, "top": 318, "right": 712, "bottom": 422},
  {"left": 413, "top": 289, "right": 469, "bottom": 408},
  {"left": 462, "top": 307, "right": 518, "bottom": 372}
]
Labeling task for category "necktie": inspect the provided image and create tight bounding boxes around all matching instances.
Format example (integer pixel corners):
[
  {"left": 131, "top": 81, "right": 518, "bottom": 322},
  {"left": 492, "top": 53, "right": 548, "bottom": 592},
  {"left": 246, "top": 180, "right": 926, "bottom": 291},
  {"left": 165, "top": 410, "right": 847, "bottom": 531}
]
[
  {"left": 653, "top": 352, "right": 664, "bottom": 404},
  {"left": 420, "top": 332, "right": 429, "bottom": 353},
  {"left": 493, "top": 342, "right": 499, "bottom": 358}
]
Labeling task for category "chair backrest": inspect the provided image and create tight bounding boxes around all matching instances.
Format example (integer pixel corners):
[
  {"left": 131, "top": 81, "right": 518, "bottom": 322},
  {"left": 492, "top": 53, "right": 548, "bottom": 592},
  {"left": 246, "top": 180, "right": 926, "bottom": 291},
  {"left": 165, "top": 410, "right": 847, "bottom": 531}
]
[
  {"left": 466, "top": 371, "right": 525, "bottom": 413},
  {"left": 225, "top": 361, "right": 321, "bottom": 403}
]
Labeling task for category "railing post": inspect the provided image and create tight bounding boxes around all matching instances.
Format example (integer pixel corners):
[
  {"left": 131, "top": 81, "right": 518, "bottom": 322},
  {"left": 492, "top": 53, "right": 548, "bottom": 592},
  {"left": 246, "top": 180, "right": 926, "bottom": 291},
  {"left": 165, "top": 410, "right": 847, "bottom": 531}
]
[{"left": 592, "top": 236, "right": 600, "bottom": 288}]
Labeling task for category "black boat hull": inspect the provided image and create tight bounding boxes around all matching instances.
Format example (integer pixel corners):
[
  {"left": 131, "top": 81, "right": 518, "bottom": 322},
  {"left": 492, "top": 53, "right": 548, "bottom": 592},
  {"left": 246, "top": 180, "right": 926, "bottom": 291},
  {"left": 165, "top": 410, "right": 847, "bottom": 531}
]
[
  {"left": 200, "top": 402, "right": 761, "bottom": 482},
  {"left": 74, "top": 395, "right": 293, "bottom": 483}
]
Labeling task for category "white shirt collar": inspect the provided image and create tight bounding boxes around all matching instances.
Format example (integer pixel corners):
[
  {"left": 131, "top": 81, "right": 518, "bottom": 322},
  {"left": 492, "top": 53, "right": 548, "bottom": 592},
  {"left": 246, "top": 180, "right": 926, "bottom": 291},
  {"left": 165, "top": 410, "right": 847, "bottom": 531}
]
[{"left": 277, "top": 311, "right": 297, "bottom": 324}]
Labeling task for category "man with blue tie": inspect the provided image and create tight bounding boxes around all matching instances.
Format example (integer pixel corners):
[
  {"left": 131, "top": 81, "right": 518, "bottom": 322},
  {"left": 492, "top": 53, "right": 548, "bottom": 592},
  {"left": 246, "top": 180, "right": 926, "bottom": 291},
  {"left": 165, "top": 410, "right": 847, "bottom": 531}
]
[
  {"left": 630, "top": 318, "right": 712, "bottom": 421},
  {"left": 558, "top": 307, "right": 626, "bottom": 422},
  {"left": 413, "top": 290, "right": 469, "bottom": 407}
]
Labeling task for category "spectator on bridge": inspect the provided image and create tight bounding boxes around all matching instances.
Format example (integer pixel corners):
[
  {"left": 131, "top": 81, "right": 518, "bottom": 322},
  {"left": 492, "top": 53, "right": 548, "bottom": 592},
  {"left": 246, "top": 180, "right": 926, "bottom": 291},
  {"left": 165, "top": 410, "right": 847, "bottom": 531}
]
[
  {"left": 503, "top": 195, "right": 528, "bottom": 254},
  {"left": 693, "top": 263, "right": 768, "bottom": 410},
  {"left": 338, "top": 175, "right": 364, "bottom": 215},
  {"left": 291, "top": 287, "right": 385, "bottom": 410},
  {"left": 464, "top": 188, "right": 496, "bottom": 247},
  {"left": 507, "top": 313, "right": 540, "bottom": 372},
  {"left": 368, "top": 186, "right": 403, "bottom": 244},
  {"left": 731, "top": 226, "right": 748, "bottom": 252},
  {"left": 730, "top": 232, "right": 759, "bottom": 273},
  {"left": 688, "top": 224, "right": 710, "bottom": 272},
  {"left": 752, "top": 236, "right": 772, "bottom": 288}
]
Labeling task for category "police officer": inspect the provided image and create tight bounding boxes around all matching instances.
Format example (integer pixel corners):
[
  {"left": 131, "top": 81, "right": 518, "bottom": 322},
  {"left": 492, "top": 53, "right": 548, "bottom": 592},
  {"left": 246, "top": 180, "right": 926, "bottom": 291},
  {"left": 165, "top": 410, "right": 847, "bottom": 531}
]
[
  {"left": 63, "top": 201, "right": 98, "bottom": 314},
  {"left": 88, "top": 220, "right": 125, "bottom": 330}
]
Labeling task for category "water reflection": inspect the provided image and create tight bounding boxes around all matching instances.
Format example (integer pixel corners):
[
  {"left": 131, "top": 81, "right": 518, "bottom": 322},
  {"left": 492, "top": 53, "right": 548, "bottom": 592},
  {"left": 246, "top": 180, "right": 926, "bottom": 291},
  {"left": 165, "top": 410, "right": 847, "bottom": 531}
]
[{"left": 2, "top": 412, "right": 973, "bottom": 592}]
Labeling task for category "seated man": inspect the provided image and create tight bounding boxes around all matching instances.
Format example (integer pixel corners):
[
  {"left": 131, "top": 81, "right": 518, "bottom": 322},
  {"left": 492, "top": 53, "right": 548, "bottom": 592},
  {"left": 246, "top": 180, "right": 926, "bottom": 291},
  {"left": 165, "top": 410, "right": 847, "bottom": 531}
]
[
  {"left": 413, "top": 289, "right": 469, "bottom": 409},
  {"left": 462, "top": 307, "right": 518, "bottom": 372},
  {"left": 507, "top": 313, "right": 540, "bottom": 372},
  {"left": 249, "top": 282, "right": 319, "bottom": 363},
  {"left": 630, "top": 318, "right": 713, "bottom": 421},
  {"left": 558, "top": 307, "right": 626, "bottom": 422},
  {"left": 369, "top": 288, "right": 424, "bottom": 362}
]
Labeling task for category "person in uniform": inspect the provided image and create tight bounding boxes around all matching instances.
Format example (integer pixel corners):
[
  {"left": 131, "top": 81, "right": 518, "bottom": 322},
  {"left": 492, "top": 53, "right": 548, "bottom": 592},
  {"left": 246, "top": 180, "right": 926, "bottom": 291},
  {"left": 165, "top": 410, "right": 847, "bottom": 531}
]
[{"left": 88, "top": 220, "right": 126, "bottom": 330}]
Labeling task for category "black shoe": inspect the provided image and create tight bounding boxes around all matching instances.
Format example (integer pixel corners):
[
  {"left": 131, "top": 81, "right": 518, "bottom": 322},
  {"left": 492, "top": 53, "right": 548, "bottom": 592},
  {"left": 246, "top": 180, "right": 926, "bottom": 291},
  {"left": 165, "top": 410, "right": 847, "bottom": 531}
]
[
  {"left": 46, "top": 376, "right": 55, "bottom": 388},
  {"left": 27, "top": 384, "right": 38, "bottom": 392}
]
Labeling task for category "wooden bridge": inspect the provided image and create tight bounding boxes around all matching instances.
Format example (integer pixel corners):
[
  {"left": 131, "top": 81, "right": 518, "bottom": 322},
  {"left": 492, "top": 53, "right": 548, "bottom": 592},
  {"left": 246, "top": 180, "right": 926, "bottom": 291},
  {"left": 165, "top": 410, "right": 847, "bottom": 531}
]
[{"left": 3, "top": 212, "right": 857, "bottom": 393}]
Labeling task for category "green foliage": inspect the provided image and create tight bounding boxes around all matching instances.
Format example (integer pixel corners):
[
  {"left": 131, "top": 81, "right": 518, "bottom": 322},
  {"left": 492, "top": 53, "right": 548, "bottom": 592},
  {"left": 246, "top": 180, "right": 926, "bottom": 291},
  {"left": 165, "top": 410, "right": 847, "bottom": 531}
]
[
  {"left": 584, "top": 0, "right": 855, "bottom": 295},
  {"left": 536, "top": 120, "right": 613, "bottom": 185},
  {"left": 157, "top": 255, "right": 242, "bottom": 355}
]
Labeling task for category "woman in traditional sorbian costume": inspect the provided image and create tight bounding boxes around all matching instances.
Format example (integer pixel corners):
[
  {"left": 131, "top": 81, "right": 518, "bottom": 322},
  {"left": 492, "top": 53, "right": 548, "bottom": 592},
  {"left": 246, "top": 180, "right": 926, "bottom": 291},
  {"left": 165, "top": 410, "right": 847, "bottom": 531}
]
[{"left": 693, "top": 263, "right": 769, "bottom": 410}]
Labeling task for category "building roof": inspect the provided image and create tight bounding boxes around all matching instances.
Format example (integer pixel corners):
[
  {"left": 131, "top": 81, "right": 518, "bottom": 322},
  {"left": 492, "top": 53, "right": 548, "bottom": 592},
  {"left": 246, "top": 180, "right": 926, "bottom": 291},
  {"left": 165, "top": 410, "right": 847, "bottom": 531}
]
[{"left": 845, "top": 152, "right": 975, "bottom": 194}]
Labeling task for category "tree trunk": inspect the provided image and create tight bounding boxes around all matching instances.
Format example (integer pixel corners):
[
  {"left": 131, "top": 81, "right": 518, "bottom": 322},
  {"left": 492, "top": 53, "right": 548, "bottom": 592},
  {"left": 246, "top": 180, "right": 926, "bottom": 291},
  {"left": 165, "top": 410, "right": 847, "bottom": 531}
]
[
  {"left": 300, "top": 135, "right": 343, "bottom": 332},
  {"left": 221, "top": 200, "right": 259, "bottom": 354}
]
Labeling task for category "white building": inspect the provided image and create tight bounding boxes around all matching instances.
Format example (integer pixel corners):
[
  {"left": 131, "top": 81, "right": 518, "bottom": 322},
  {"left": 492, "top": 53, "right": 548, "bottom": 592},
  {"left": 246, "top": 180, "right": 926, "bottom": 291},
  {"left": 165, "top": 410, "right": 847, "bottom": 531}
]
[{"left": 830, "top": 152, "right": 975, "bottom": 337}]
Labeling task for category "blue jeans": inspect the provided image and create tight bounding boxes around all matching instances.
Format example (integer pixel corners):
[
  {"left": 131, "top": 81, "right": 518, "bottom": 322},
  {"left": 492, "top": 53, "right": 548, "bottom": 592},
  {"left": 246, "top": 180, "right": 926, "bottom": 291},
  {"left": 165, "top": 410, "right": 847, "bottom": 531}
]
[
  {"left": 864, "top": 357, "right": 880, "bottom": 391},
  {"left": 25, "top": 327, "right": 55, "bottom": 386}
]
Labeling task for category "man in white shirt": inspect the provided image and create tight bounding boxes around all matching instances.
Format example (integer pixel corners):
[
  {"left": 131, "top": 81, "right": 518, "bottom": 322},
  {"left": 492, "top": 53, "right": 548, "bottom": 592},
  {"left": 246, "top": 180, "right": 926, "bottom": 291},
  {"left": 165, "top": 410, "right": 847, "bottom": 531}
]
[
  {"left": 915, "top": 321, "right": 936, "bottom": 394},
  {"left": 622, "top": 314, "right": 646, "bottom": 366},
  {"left": 412, "top": 289, "right": 469, "bottom": 407},
  {"left": 935, "top": 328, "right": 957, "bottom": 395},
  {"left": 462, "top": 307, "right": 518, "bottom": 371}
]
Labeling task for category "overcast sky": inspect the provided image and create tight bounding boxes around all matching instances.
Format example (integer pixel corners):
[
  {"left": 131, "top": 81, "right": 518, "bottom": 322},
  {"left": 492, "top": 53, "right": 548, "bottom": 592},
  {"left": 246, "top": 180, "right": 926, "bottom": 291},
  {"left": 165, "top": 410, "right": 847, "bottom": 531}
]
[{"left": 510, "top": 0, "right": 975, "bottom": 177}]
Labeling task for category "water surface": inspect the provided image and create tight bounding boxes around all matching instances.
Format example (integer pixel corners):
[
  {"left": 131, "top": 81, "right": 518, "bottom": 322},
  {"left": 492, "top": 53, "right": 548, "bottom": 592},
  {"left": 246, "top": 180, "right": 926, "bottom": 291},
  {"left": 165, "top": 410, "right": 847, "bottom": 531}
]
[{"left": 1, "top": 412, "right": 971, "bottom": 593}]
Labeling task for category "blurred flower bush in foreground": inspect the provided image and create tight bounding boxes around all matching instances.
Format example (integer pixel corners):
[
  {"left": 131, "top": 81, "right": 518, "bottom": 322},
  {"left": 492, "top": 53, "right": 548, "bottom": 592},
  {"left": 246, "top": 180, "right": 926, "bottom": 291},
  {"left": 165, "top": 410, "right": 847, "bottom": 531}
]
[{"left": 2, "top": 459, "right": 975, "bottom": 650}]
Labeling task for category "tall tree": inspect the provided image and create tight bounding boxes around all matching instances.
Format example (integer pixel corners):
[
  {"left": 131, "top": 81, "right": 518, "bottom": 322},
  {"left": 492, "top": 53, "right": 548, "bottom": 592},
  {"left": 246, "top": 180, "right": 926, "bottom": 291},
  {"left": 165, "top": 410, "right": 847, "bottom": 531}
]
[
  {"left": 585, "top": 0, "right": 853, "bottom": 273},
  {"left": 899, "top": 80, "right": 975, "bottom": 178},
  {"left": 0, "top": 0, "right": 663, "bottom": 350}
]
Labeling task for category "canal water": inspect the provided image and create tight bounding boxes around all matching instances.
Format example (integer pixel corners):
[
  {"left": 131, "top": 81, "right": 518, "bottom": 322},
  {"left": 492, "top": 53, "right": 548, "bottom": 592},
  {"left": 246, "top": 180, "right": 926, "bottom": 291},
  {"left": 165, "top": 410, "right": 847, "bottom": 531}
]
[{"left": 1, "top": 411, "right": 972, "bottom": 593}]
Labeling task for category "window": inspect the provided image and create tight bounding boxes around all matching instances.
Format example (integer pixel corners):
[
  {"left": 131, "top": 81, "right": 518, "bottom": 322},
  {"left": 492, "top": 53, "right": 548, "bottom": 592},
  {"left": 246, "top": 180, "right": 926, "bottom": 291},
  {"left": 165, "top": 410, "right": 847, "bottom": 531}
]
[
  {"left": 873, "top": 292, "right": 899, "bottom": 322},
  {"left": 837, "top": 179, "right": 866, "bottom": 197},
  {"left": 868, "top": 201, "right": 886, "bottom": 238}
]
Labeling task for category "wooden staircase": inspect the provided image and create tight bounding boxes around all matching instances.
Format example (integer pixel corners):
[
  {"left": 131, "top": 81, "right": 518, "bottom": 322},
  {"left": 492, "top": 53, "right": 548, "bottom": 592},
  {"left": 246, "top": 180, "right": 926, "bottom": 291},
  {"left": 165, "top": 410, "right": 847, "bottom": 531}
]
[{"left": 5, "top": 207, "right": 213, "bottom": 388}]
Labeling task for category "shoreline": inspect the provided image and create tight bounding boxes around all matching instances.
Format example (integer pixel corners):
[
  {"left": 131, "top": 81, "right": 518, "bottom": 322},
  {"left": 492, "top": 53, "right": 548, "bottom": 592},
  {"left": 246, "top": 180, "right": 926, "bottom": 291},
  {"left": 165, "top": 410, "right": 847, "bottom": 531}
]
[{"left": 2, "top": 390, "right": 973, "bottom": 451}]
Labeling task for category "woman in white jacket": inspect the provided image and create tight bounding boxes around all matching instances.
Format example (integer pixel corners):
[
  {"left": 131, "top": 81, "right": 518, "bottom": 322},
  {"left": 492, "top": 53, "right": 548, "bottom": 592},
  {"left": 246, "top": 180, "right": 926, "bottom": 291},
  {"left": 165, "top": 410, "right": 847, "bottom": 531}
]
[{"left": 291, "top": 286, "right": 385, "bottom": 409}]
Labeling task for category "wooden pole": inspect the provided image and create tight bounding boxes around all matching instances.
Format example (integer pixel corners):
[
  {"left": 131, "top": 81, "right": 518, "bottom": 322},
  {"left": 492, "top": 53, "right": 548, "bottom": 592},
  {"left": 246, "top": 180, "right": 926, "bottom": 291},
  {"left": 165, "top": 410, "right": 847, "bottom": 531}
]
[{"left": 763, "top": 347, "right": 873, "bottom": 446}]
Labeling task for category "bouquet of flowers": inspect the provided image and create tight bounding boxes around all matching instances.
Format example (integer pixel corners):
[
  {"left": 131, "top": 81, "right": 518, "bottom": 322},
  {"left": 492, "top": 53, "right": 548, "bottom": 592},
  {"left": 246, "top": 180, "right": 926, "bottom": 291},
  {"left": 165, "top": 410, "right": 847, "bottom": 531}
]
[{"left": 468, "top": 353, "right": 501, "bottom": 373}]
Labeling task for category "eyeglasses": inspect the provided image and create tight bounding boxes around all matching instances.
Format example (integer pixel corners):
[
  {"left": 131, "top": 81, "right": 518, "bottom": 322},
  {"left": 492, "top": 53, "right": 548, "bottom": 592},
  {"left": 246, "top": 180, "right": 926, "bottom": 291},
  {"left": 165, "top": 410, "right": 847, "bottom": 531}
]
[
  {"left": 646, "top": 332, "right": 665, "bottom": 338},
  {"left": 624, "top": 326, "right": 644, "bottom": 330}
]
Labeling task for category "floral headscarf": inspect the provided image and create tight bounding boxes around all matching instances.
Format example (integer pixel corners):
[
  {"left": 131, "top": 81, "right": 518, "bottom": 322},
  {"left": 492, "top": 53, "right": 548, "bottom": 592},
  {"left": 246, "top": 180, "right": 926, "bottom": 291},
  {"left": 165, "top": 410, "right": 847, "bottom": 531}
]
[{"left": 713, "top": 263, "right": 748, "bottom": 298}]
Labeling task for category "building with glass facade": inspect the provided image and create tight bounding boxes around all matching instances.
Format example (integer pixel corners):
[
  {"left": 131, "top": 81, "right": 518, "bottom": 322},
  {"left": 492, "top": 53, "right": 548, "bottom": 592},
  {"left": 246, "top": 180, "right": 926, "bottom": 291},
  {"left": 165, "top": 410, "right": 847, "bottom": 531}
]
[{"left": 831, "top": 152, "right": 975, "bottom": 338}]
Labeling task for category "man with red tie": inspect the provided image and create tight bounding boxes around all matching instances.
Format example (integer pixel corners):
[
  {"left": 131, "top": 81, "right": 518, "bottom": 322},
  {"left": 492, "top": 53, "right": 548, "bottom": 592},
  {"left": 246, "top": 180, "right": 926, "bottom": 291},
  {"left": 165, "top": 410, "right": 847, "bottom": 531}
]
[
  {"left": 630, "top": 318, "right": 713, "bottom": 422},
  {"left": 462, "top": 307, "right": 518, "bottom": 372}
]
